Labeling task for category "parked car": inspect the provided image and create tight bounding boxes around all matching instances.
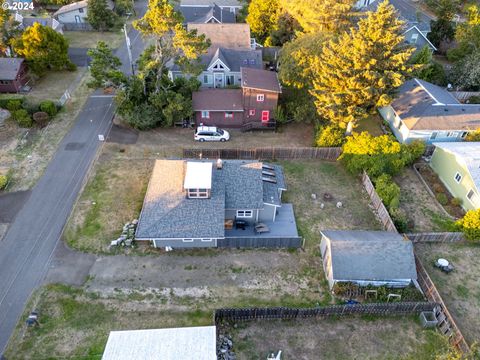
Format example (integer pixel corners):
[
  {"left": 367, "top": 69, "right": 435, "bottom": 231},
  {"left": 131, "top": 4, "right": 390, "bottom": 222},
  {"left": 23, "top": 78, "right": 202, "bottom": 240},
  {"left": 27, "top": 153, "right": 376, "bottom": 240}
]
[{"left": 194, "top": 126, "right": 230, "bottom": 142}]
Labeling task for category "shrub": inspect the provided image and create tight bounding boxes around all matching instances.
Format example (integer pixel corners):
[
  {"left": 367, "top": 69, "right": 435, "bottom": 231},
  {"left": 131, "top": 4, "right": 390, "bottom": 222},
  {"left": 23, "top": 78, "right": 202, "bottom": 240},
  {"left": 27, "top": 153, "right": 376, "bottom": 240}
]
[
  {"left": 39, "top": 100, "right": 58, "bottom": 117},
  {"left": 374, "top": 174, "right": 401, "bottom": 209},
  {"left": 465, "top": 129, "right": 480, "bottom": 141},
  {"left": 432, "top": 183, "right": 445, "bottom": 193},
  {"left": 33, "top": 112, "right": 50, "bottom": 128},
  {"left": 0, "top": 97, "right": 24, "bottom": 109},
  {"left": 315, "top": 124, "right": 345, "bottom": 147},
  {"left": 468, "top": 95, "right": 480, "bottom": 104},
  {"left": 6, "top": 100, "right": 22, "bottom": 112},
  {"left": 0, "top": 175, "right": 8, "bottom": 190},
  {"left": 451, "top": 197, "right": 462, "bottom": 207},
  {"left": 13, "top": 109, "right": 33, "bottom": 128},
  {"left": 456, "top": 209, "right": 480, "bottom": 242},
  {"left": 390, "top": 207, "right": 409, "bottom": 233},
  {"left": 436, "top": 192, "right": 448, "bottom": 205}
]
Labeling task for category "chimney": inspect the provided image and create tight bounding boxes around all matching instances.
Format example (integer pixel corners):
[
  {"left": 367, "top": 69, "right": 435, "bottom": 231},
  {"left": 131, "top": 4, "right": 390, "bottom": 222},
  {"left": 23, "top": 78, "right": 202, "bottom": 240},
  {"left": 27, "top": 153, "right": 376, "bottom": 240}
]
[{"left": 216, "top": 158, "right": 223, "bottom": 169}]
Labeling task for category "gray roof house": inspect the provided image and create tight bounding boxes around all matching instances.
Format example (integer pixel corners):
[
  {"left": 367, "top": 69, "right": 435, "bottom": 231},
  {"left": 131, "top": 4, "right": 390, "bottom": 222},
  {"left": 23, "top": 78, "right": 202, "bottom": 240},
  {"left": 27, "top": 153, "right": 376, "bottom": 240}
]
[
  {"left": 320, "top": 230, "right": 418, "bottom": 289},
  {"left": 380, "top": 78, "right": 480, "bottom": 143},
  {"left": 14, "top": 13, "right": 63, "bottom": 34},
  {"left": 102, "top": 326, "right": 217, "bottom": 360},
  {"left": 135, "top": 159, "right": 299, "bottom": 248},
  {"left": 363, "top": 0, "right": 436, "bottom": 52},
  {"left": 180, "top": 0, "right": 242, "bottom": 13},
  {"left": 178, "top": 3, "right": 236, "bottom": 23}
]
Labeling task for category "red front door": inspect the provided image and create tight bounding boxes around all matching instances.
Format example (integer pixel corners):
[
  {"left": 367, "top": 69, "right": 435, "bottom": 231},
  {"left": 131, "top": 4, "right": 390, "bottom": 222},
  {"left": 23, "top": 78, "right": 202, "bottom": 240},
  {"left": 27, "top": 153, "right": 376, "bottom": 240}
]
[{"left": 261, "top": 110, "right": 270, "bottom": 123}]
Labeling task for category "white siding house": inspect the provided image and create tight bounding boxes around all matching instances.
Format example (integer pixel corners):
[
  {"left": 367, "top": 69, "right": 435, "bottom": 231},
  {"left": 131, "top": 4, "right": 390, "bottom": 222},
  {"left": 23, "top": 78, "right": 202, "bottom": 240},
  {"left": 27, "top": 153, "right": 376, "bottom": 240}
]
[{"left": 54, "top": 0, "right": 114, "bottom": 24}]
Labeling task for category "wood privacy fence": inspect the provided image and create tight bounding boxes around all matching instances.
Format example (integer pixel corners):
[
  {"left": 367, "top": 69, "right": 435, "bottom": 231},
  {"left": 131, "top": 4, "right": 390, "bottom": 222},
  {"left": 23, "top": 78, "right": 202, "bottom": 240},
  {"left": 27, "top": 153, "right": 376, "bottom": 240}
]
[
  {"left": 415, "top": 255, "right": 470, "bottom": 353},
  {"left": 182, "top": 147, "right": 342, "bottom": 161},
  {"left": 406, "top": 232, "right": 465, "bottom": 243},
  {"left": 214, "top": 302, "right": 435, "bottom": 323},
  {"left": 361, "top": 172, "right": 397, "bottom": 233}
]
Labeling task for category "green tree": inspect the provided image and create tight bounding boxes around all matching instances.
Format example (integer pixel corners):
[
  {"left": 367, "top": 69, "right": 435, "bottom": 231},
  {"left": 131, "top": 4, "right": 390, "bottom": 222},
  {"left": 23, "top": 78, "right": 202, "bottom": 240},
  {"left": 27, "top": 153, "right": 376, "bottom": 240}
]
[
  {"left": 0, "top": 6, "right": 21, "bottom": 56},
  {"left": 87, "top": 0, "right": 118, "bottom": 31},
  {"left": 456, "top": 209, "right": 480, "bottom": 242},
  {"left": 374, "top": 174, "right": 401, "bottom": 209},
  {"left": 246, "top": 0, "right": 281, "bottom": 44},
  {"left": 115, "top": 0, "right": 135, "bottom": 16},
  {"left": 315, "top": 124, "right": 345, "bottom": 147},
  {"left": 410, "top": 45, "right": 447, "bottom": 85},
  {"left": 449, "top": 50, "right": 480, "bottom": 90},
  {"left": 448, "top": 4, "right": 480, "bottom": 60},
  {"left": 309, "top": 0, "right": 414, "bottom": 127},
  {"left": 428, "top": 19, "right": 455, "bottom": 49},
  {"left": 87, "top": 41, "right": 125, "bottom": 88},
  {"left": 12, "top": 23, "right": 75, "bottom": 76},
  {"left": 268, "top": 12, "right": 299, "bottom": 46}
]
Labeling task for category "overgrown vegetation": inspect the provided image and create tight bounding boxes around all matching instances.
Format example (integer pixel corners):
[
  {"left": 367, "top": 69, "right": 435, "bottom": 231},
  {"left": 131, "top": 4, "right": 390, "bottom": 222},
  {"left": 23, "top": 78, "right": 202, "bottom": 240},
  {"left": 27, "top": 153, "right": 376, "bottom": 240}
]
[
  {"left": 332, "top": 282, "right": 424, "bottom": 302},
  {"left": 0, "top": 97, "right": 60, "bottom": 128},
  {"left": 456, "top": 209, "right": 480, "bottom": 242}
]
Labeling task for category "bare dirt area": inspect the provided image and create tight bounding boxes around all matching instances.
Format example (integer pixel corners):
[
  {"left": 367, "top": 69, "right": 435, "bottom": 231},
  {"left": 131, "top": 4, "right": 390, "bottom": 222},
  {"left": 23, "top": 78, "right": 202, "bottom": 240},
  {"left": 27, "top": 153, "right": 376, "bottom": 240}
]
[
  {"left": 227, "top": 317, "right": 450, "bottom": 360},
  {"left": 395, "top": 167, "right": 450, "bottom": 232},
  {"left": 415, "top": 242, "right": 480, "bottom": 345}
]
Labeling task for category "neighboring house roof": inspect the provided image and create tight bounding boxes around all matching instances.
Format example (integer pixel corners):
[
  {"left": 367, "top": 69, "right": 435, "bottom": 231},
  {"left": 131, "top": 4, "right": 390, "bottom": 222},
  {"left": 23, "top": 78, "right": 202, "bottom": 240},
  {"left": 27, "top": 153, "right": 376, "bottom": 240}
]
[
  {"left": 404, "top": 25, "right": 436, "bottom": 51},
  {"left": 187, "top": 23, "right": 251, "bottom": 49},
  {"left": 364, "top": 0, "right": 433, "bottom": 33},
  {"left": 180, "top": 0, "right": 241, "bottom": 7},
  {"left": 193, "top": 89, "right": 244, "bottom": 111},
  {"left": 321, "top": 230, "right": 418, "bottom": 282},
  {"left": 241, "top": 67, "right": 281, "bottom": 93},
  {"left": 433, "top": 142, "right": 480, "bottom": 191},
  {"left": 136, "top": 160, "right": 286, "bottom": 239},
  {"left": 206, "top": 48, "right": 261, "bottom": 72},
  {"left": 0, "top": 58, "right": 24, "bottom": 80},
  {"left": 391, "top": 78, "right": 480, "bottom": 131},
  {"left": 102, "top": 326, "right": 217, "bottom": 360},
  {"left": 179, "top": 4, "right": 236, "bottom": 23},
  {"left": 54, "top": 0, "right": 88, "bottom": 16}
]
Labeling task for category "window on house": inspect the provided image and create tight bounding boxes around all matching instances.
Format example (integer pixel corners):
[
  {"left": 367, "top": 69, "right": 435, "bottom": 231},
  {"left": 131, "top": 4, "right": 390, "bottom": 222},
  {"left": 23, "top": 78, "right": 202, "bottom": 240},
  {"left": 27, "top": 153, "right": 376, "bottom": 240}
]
[
  {"left": 249, "top": 59, "right": 256, "bottom": 65},
  {"left": 243, "top": 59, "right": 248, "bottom": 65},
  {"left": 201, "top": 111, "right": 210, "bottom": 119},
  {"left": 0, "top": 80, "right": 10, "bottom": 85},
  {"left": 188, "top": 188, "right": 209, "bottom": 198},
  {"left": 256, "top": 94, "right": 264, "bottom": 102},
  {"left": 249, "top": 109, "right": 255, "bottom": 116},
  {"left": 446, "top": 131, "right": 457, "bottom": 137},
  {"left": 78, "top": 7, "right": 84, "bottom": 13},
  {"left": 430, "top": 132, "right": 438, "bottom": 140},
  {"left": 454, "top": 172, "right": 462, "bottom": 183},
  {"left": 224, "top": 112, "right": 234, "bottom": 119},
  {"left": 203, "top": 75, "right": 212, "bottom": 84},
  {"left": 261, "top": 110, "right": 270, "bottom": 122},
  {"left": 411, "top": 33, "right": 418, "bottom": 43},
  {"left": 461, "top": 131, "right": 468, "bottom": 138},
  {"left": 226, "top": 75, "right": 234, "bottom": 85},
  {"left": 467, "top": 189, "right": 477, "bottom": 202},
  {"left": 236, "top": 210, "right": 253, "bottom": 218},
  {"left": 213, "top": 63, "right": 224, "bottom": 70}
]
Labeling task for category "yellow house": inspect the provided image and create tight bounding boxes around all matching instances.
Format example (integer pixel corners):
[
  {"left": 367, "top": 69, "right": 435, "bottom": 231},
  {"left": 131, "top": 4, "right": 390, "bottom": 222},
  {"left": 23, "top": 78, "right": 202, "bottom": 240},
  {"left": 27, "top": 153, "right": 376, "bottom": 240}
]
[{"left": 430, "top": 142, "right": 480, "bottom": 211}]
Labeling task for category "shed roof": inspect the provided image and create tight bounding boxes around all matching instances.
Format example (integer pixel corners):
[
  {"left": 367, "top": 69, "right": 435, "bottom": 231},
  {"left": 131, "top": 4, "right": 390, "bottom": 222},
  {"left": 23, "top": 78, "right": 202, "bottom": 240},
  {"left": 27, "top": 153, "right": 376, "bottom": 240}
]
[
  {"left": 433, "top": 142, "right": 480, "bottom": 191},
  {"left": 192, "top": 89, "right": 244, "bottom": 111},
  {"left": 241, "top": 67, "right": 281, "bottom": 93},
  {"left": 321, "top": 230, "right": 417, "bottom": 282},
  {"left": 101, "top": 326, "right": 217, "bottom": 360},
  {"left": 0, "top": 58, "right": 24, "bottom": 80},
  {"left": 184, "top": 161, "right": 213, "bottom": 189},
  {"left": 391, "top": 79, "right": 480, "bottom": 131}
]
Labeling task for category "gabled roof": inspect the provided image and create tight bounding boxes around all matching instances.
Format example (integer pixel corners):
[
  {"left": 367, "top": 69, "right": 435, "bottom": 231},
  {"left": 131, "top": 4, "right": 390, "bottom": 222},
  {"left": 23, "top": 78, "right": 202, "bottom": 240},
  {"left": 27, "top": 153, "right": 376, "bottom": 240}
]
[
  {"left": 321, "top": 230, "right": 417, "bottom": 282},
  {"left": 187, "top": 23, "right": 251, "bottom": 49},
  {"left": 192, "top": 89, "right": 243, "bottom": 111},
  {"left": 241, "top": 67, "right": 281, "bottom": 93},
  {"left": 404, "top": 25, "right": 436, "bottom": 51},
  {"left": 179, "top": 4, "right": 236, "bottom": 23},
  {"left": 433, "top": 142, "right": 480, "bottom": 191},
  {"left": 207, "top": 48, "right": 231, "bottom": 71},
  {"left": 180, "top": 0, "right": 241, "bottom": 7},
  {"left": 54, "top": 0, "right": 88, "bottom": 16},
  {"left": 390, "top": 79, "right": 480, "bottom": 131},
  {"left": 0, "top": 58, "right": 24, "bottom": 80}
]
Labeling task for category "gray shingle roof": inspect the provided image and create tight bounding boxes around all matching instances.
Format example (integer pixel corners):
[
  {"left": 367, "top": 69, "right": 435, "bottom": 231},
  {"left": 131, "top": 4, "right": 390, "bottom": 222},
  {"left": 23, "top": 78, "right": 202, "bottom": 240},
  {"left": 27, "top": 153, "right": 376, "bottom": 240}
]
[
  {"left": 180, "top": 0, "right": 241, "bottom": 7},
  {"left": 262, "top": 163, "right": 286, "bottom": 206},
  {"left": 179, "top": 5, "right": 236, "bottom": 23},
  {"left": 206, "top": 48, "right": 262, "bottom": 72},
  {"left": 0, "top": 58, "right": 24, "bottom": 80},
  {"left": 321, "top": 230, "right": 417, "bottom": 282}
]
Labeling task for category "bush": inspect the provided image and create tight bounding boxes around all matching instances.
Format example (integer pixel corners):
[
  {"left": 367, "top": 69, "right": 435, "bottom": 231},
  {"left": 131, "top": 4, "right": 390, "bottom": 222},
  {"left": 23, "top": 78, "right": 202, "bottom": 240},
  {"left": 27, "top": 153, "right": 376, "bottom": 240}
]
[
  {"left": 33, "top": 112, "right": 50, "bottom": 128},
  {"left": 315, "top": 124, "right": 345, "bottom": 147},
  {"left": 432, "top": 183, "right": 445, "bottom": 193},
  {"left": 374, "top": 174, "right": 401, "bottom": 209},
  {"left": 6, "top": 100, "right": 22, "bottom": 112},
  {"left": 456, "top": 209, "right": 480, "bottom": 242},
  {"left": 0, "top": 175, "right": 8, "bottom": 190},
  {"left": 390, "top": 207, "right": 409, "bottom": 233},
  {"left": 468, "top": 95, "right": 480, "bottom": 104},
  {"left": 450, "top": 197, "right": 462, "bottom": 207},
  {"left": 66, "top": 61, "right": 77, "bottom": 72},
  {"left": 13, "top": 109, "right": 33, "bottom": 128},
  {"left": 436, "top": 192, "right": 448, "bottom": 205},
  {"left": 0, "top": 97, "right": 24, "bottom": 109},
  {"left": 39, "top": 100, "right": 58, "bottom": 117}
]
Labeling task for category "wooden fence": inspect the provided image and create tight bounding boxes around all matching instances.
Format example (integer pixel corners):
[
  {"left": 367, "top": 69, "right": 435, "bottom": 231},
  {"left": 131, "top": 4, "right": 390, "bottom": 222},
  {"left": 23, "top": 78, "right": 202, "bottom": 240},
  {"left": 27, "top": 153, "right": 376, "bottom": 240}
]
[
  {"left": 361, "top": 172, "right": 397, "bottom": 233},
  {"left": 182, "top": 147, "right": 342, "bottom": 161},
  {"left": 451, "top": 91, "right": 480, "bottom": 102},
  {"left": 406, "top": 232, "right": 465, "bottom": 243},
  {"left": 415, "top": 255, "right": 470, "bottom": 353},
  {"left": 214, "top": 302, "right": 435, "bottom": 323}
]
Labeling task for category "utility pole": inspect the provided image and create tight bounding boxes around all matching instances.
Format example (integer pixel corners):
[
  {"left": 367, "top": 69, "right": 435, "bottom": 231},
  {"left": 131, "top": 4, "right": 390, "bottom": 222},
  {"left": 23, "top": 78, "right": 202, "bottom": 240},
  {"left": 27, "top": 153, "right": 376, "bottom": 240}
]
[{"left": 124, "top": 23, "right": 135, "bottom": 76}]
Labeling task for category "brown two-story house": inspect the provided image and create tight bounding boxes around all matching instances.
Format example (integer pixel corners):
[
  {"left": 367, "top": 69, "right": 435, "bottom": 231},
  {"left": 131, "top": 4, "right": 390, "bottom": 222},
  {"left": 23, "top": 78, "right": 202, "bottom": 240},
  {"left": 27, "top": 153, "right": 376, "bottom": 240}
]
[{"left": 192, "top": 67, "right": 281, "bottom": 128}]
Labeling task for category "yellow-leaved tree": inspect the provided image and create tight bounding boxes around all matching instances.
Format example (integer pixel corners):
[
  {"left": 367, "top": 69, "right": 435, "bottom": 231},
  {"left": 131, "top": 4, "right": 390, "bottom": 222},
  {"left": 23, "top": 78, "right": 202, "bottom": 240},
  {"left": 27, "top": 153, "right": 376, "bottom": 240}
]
[{"left": 309, "top": 0, "right": 415, "bottom": 127}]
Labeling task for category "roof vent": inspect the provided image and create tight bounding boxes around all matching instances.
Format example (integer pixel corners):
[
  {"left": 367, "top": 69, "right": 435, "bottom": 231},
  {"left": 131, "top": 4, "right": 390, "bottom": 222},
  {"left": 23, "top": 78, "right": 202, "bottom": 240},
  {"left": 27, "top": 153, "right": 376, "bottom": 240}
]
[
  {"left": 262, "top": 164, "right": 274, "bottom": 170},
  {"left": 262, "top": 177, "right": 277, "bottom": 184},
  {"left": 444, "top": 108, "right": 448, "bottom": 112},
  {"left": 262, "top": 170, "right": 276, "bottom": 177}
]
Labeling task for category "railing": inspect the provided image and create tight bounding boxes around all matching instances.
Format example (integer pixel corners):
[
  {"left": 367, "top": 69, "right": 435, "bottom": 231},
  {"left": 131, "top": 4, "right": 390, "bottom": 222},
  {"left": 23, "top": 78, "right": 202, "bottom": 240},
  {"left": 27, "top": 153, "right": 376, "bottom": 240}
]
[
  {"left": 182, "top": 147, "right": 342, "bottom": 161},
  {"left": 407, "top": 232, "right": 465, "bottom": 243},
  {"left": 214, "top": 302, "right": 435, "bottom": 323},
  {"left": 241, "top": 121, "right": 276, "bottom": 132},
  {"left": 361, "top": 172, "right": 397, "bottom": 232},
  {"left": 415, "top": 255, "right": 470, "bottom": 353}
]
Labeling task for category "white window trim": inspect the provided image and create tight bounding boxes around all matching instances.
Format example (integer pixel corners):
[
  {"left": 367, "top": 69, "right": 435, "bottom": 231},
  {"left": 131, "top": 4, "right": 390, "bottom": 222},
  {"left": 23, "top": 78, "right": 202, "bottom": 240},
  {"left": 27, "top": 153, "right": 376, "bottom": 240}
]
[
  {"left": 466, "top": 189, "right": 477, "bottom": 203},
  {"left": 454, "top": 172, "right": 462, "bottom": 183},
  {"left": 201, "top": 238, "right": 213, "bottom": 242},
  {"left": 430, "top": 132, "right": 438, "bottom": 140},
  {"left": 188, "top": 188, "right": 209, "bottom": 198},
  {"left": 256, "top": 94, "right": 264, "bottom": 102},
  {"left": 236, "top": 210, "right": 253, "bottom": 218},
  {"left": 201, "top": 111, "right": 210, "bottom": 119},
  {"left": 183, "top": 238, "right": 194, "bottom": 242}
]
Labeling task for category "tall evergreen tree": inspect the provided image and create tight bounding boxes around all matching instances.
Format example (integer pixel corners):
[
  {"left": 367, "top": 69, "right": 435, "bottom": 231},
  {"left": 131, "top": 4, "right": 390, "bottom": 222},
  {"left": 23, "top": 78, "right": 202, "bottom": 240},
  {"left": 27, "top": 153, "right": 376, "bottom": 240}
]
[
  {"left": 309, "top": 0, "right": 414, "bottom": 127},
  {"left": 87, "top": 41, "right": 125, "bottom": 88},
  {"left": 0, "top": 6, "right": 21, "bottom": 56},
  {"left": 246, "top": 0, "right": 281, "bottom": 44},
  {"left": 87, "top": 0, "right": 117, "bottom": 31}
]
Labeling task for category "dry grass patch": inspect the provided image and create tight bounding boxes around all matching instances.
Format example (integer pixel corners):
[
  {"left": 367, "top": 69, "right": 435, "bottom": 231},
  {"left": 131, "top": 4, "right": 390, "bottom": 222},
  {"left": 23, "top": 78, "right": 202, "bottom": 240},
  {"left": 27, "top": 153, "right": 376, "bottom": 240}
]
[
  {"left": 64, "top": 30, "right": 124, "bottom": 49},
  {"left": 415, "top": 242, "right": 480, "bottom": 345},
  {"left": 27, "top": 68, "right": 87, "bottom": 102}
]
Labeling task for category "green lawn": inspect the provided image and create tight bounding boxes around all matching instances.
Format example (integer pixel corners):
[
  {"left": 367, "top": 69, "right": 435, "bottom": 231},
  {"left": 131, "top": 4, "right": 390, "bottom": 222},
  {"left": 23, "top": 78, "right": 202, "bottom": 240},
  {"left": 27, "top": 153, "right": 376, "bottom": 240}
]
[{"left": 355, "top": 112, "right": 386, "bottom": 136}]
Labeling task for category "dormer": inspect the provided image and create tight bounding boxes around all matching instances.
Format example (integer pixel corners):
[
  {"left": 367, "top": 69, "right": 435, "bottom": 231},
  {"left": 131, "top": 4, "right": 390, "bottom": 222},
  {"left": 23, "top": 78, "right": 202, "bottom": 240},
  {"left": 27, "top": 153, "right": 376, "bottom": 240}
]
[{"left": 183, "top": 162, "right": 213, "bottom": 199}]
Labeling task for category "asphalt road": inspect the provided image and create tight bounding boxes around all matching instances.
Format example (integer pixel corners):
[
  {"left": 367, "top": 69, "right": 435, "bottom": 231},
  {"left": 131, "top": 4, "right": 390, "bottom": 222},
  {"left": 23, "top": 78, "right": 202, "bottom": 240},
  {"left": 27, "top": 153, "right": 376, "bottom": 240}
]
[{"left": 0, "top": 1, "right": 147, "bottom": 353}]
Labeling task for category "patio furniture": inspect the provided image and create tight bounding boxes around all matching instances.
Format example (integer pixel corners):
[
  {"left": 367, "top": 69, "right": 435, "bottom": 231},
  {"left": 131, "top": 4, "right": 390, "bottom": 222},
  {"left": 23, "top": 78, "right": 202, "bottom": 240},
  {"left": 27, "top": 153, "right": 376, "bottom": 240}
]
[
  {"left": 435, "top": 258, "right": 454, "bottom": 273},
  {"left": 235, "top": 219, "right": 247, "bottom": 230},
  {"left": 224, "top": 219, "right": 233, "bottom": 230},
  {"left": 254, "top": 223, "right": 270, "bottom": 234}
]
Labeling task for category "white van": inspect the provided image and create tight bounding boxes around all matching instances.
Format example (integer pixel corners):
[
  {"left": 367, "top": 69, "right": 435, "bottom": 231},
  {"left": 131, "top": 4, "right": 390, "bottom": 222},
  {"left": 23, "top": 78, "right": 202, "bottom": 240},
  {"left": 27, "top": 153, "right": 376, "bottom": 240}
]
[{"left": 194, "top": 126, "right": 230, "bottom": 142}]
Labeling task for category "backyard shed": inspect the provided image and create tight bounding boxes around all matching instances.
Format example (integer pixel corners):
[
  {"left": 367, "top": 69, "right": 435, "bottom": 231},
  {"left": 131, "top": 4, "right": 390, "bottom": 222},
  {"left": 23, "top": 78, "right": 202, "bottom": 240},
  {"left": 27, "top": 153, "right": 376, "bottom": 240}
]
[
  {"left": 320, "top": 230, "right": 418, "bottom": 289},
  {"left": 102, "top": 326, "right": 217, "bottom": 360}
]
